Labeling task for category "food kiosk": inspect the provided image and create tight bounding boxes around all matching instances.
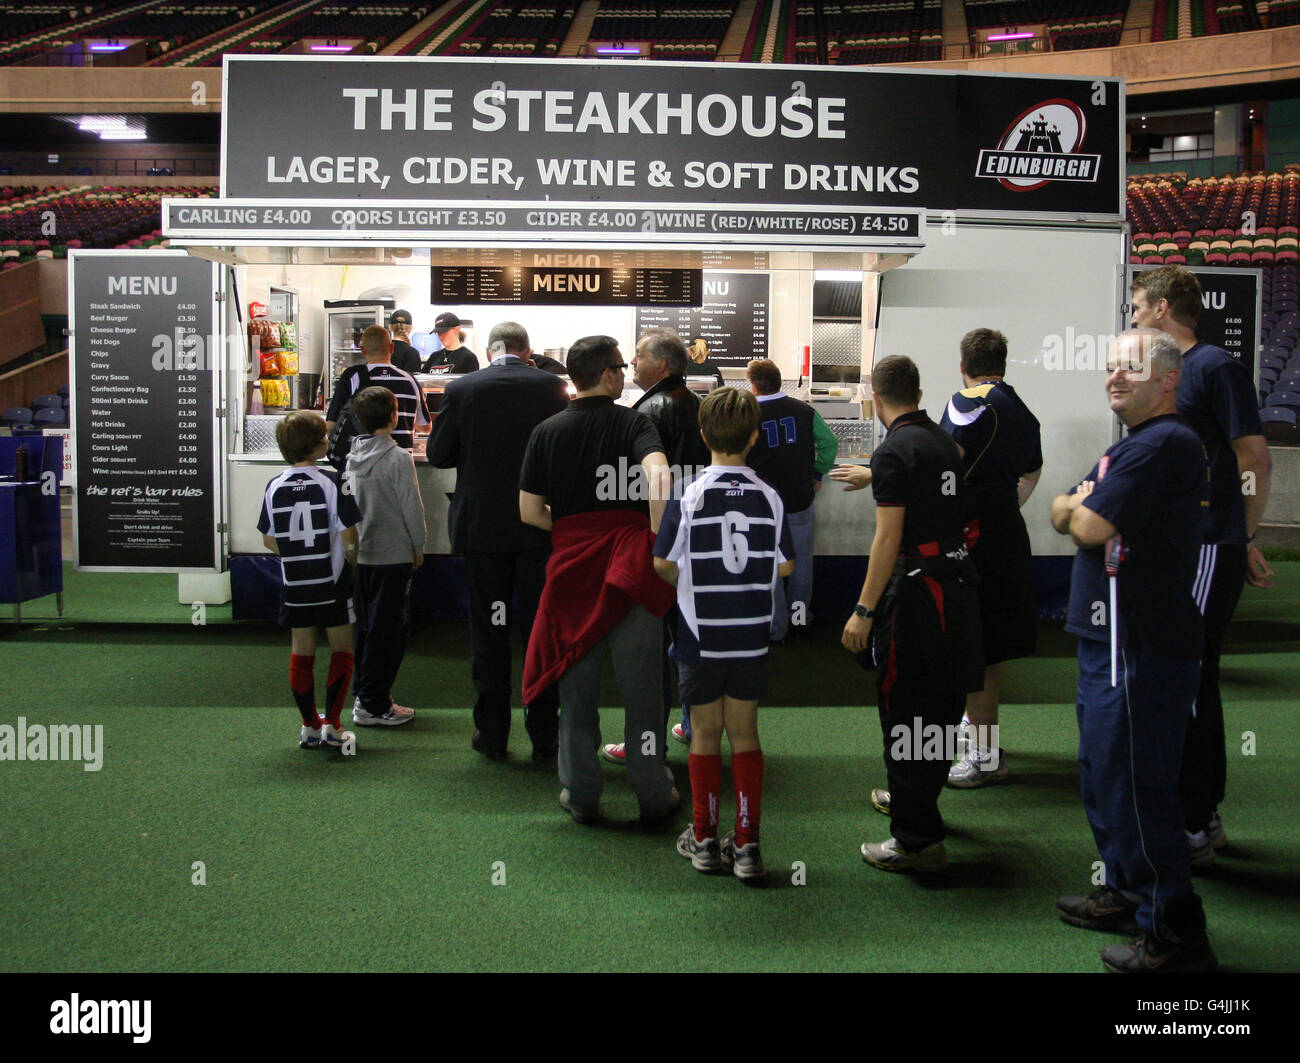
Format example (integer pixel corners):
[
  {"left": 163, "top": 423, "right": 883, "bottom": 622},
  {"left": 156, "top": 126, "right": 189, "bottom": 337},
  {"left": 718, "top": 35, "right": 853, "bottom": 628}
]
[{"left": 70, "top": 56, "right": 1130, "bottom": 618}]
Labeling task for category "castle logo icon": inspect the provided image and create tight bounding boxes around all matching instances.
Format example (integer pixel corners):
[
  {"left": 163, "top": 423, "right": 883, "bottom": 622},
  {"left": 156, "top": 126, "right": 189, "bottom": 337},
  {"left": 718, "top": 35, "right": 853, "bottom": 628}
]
[{"left": 976, "top": 99, "right": 1102, "bottom": 191}]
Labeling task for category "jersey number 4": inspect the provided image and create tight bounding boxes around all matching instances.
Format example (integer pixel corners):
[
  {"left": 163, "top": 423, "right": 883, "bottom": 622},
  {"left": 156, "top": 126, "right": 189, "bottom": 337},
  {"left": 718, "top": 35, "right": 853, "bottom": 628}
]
[
  {"left": 287, "top": 501, "right": 320, "bottom": 545},
  {"left": 761, "top": 416, "right": 797, "bottom": 447}
]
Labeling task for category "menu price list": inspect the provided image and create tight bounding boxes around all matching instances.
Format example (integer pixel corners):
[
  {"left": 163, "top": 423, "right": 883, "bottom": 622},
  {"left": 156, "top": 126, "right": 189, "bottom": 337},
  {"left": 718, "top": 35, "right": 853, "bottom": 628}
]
[
  {"left": 1189, "top": 268, "right": 1260, "bottom": 374},
  {"left": 637, "top": 272, "right": 769, "bottom": 366},
  {"left": 432, "top": 266, "right": 701, "bottom": 306},
  {"left": 72, "top": 253, "right": 217, "bottom": 570}
]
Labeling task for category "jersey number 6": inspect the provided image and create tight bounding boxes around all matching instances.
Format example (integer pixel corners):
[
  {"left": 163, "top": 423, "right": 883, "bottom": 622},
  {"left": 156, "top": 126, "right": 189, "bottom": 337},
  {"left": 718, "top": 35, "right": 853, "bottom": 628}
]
[{"left": 720, "top": 511, "right": 751, "bottom": 574}]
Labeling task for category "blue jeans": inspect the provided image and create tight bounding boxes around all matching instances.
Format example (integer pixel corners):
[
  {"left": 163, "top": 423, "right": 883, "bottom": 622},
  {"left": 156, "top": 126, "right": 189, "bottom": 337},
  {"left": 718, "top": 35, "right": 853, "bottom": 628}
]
[{"left": 771, "top": 504, "right": 815, "bottom": 640}]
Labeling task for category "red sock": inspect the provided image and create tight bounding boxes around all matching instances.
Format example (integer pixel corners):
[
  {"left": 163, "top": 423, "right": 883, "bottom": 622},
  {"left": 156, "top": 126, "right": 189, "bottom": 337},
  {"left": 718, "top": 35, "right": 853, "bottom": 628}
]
[
  {"left": 689, "top": 753, "right": 721, "bottom": 841},
  {"left": 324, "top": 651, "right": 354, "bottom": 727},
  {"left": 732, "top": 749, "right": 764, "bottom": 847},
  {"left": 289, "top": 654, "right": 321, "bottom": 728}
]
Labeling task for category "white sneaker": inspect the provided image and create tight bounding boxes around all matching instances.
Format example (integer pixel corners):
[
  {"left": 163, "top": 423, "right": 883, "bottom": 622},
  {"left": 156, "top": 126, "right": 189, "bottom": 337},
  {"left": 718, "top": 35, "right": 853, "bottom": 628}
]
[
  {"left": 946, "top": 747, "right": 1009, "bottom": 788},
  {"left": 1207, "top": 812, "right": 1228, "bottom": 850},
  {"left": 321, "top": 723, "right": 356, "bottom": 750},
  {"left": 1187, "top": 830, "right": 1215, "bottom": 869},
  {"left": 955, "top": 716, "right": 972, "bottom": 757},
  {"left": 299, "top": 724, "right": 323, "bottom": 749}
]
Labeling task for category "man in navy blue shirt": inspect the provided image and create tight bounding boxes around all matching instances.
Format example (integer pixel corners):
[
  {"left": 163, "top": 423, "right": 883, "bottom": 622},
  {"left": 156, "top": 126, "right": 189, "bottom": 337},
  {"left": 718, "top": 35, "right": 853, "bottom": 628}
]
[
  {"left": 1052, "top": 329, "right": 1215, "bottom": 973},
  {"left": 1130, "top": 265, "right": 1273, "bottom": 866},
  {"left": 938, "top": 328, "right": 1043, "bottom": 788}
]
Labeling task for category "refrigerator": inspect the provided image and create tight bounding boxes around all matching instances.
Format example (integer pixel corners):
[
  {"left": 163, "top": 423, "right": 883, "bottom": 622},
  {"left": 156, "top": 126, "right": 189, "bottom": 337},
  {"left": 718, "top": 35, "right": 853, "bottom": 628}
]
[{"left": 325, "top": 301, "right": 391, "bottom": 392}]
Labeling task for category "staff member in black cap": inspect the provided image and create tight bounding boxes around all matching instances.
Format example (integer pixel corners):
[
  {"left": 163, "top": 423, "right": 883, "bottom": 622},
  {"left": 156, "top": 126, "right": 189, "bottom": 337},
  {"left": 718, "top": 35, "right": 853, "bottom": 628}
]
[
  {"left": 387, "top": 309, "right": 422, "bottom": 376},
  {"left": 422, "top": 312, "right": 480, "bottom": 374}
]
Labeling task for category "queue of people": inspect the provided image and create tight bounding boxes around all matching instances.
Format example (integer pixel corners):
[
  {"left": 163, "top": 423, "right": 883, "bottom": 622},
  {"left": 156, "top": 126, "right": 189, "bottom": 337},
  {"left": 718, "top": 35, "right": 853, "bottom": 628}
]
[{"left": 260, "top": 265, "right": 1269, "bottom": 975}]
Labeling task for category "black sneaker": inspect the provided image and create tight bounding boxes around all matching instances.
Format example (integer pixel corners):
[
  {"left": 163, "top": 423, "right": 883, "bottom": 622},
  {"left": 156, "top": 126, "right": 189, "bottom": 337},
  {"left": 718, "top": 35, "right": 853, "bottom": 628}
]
[
  {"left": 1056, "top": 887, "right": 1140, "bottom": 935},
  {"left": 471, "top": 729, "right": 507, "bottom": 761},
  {"left": 559, "top": 789, "right": 598, "bottom": 826},
  {"left": 1101, "top": 933, "right": 1218, "bottom": 973}
]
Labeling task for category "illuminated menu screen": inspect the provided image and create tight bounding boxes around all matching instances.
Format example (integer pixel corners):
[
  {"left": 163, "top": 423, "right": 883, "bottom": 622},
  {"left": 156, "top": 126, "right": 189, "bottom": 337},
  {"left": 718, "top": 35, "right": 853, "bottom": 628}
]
[{"left": 637, "top": 272, "right": 769, "bottom": 366}]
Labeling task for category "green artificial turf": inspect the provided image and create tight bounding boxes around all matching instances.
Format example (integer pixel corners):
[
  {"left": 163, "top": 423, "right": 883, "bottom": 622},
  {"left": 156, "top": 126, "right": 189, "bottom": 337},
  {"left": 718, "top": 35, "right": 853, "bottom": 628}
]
[{"left": 0, "top": 568, "right": 1297, "bottom": 973}]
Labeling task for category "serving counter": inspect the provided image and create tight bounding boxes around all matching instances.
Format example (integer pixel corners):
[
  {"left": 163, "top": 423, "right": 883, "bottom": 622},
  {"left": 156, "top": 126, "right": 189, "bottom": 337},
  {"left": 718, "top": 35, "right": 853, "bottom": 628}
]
[{"left": 228, "top": 447, "right": 874, "bottom": 559}]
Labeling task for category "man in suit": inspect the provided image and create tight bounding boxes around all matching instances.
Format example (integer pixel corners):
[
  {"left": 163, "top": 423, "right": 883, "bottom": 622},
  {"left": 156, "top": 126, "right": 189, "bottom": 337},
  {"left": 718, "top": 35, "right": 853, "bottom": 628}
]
[{"left": 427, "top": 321, "right": 569, "bottom": 761}]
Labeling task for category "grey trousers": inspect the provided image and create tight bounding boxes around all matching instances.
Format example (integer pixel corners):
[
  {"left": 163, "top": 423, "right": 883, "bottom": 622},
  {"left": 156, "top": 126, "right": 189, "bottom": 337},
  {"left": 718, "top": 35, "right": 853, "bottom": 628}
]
[{"left": 557, "top": 604, "right": 676, "bottom": 818}]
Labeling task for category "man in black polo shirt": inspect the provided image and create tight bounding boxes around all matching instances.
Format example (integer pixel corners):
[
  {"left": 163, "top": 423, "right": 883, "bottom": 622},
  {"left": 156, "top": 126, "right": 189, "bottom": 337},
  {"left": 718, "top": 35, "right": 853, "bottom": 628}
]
[
  {"left": 519, "top": 335, "right": 679, "bottom": 826},
  {"left": 841, "top": 356, "right": 982, "bottom": 873},
  {"left": 1051, "top": 329, "right": 1214, "bottom": 973}
]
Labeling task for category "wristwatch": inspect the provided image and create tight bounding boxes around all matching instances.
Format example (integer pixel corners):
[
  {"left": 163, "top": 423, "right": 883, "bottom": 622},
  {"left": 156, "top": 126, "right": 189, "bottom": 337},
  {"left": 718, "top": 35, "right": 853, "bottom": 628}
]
[{"left": 853, "top": 604, "right": 874, "bottom": 619}]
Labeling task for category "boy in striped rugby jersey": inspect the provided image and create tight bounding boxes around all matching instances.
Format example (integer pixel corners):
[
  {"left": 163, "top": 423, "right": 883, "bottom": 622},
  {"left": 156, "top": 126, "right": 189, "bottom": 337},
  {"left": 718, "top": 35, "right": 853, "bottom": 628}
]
[
  {"left": 654, "top": 388, "right": 794, "bottom": 881},
  {"left": 258, "top": 411, "right": 361, "bottom": 751}
]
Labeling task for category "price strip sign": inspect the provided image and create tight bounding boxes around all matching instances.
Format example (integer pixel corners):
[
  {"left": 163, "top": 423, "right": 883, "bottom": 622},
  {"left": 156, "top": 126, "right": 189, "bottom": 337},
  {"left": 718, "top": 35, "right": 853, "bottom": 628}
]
[
  {"left": 164, "top": 199, "right": 923, "bottom": 249},
  {"left": 69, "top": 250, "right": 222, "bottom": 572}
]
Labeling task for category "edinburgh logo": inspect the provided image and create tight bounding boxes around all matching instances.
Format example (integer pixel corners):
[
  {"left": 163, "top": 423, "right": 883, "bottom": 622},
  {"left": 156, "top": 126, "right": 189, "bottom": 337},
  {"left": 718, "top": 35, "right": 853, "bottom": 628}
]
[{"left": 976, "top": 100, "right": 1100, "bottom": 190}]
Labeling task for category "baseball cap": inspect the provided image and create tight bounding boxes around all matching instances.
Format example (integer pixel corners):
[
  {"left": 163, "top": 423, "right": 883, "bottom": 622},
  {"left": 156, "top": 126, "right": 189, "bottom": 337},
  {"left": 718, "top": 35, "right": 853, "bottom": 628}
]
[
  {"left": 389, "top": 309, "right": 412, "bottom": 325},
  {"left": 434, "top": 312, "right": 461, "bottom": 332}
]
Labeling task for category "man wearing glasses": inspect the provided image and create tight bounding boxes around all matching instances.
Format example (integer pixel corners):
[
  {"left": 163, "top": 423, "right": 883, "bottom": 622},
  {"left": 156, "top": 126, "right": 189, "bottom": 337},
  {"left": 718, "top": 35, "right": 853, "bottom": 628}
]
[{"left": 519, "top": 336, "right": 680, "bottom": 827}]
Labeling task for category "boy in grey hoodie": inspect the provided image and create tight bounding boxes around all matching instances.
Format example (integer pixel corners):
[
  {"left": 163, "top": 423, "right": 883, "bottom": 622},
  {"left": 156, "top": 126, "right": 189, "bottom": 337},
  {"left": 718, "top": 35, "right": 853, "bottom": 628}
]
[{"left": 345, "top": 386, "right": 427, "bottom": 727}]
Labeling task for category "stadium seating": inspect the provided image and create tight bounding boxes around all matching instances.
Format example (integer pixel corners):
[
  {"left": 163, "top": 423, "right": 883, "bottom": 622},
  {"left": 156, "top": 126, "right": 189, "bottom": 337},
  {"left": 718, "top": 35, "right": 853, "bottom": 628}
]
[
  {"left": 0, "top": 184, "right": 212, "bottom": 261},
  {"left": 804, "top": 0, "right": 943, "bottom": 65},
  {"left": 584, "top": 3, "right": 732, "bottom": 60},
  {"left": 450, "top": 4, "right": 577, "bottom": 58},
  {"left": 1129, "top": 169, "right": 1300, "bottom": 410}
]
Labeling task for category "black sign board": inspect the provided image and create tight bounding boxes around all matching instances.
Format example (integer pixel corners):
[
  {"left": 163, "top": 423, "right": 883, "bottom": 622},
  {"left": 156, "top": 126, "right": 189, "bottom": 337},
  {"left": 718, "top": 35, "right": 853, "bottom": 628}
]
[
  {"left": 219, "top": 57, "right": 1123, "bottom": 219},
  {"left": 433, "top": 265, "right": 701, "bottom": 306},
  {"left": 1131, "top": 265, "right": 1261, "bottom": 383},
  {"left": 1191, "top": 267, "right": 1261, "bottom": 383},
  {"left": 637, "top": 272, "right": 769, "bottom": 366},
  {"left": 70, "top": 251, "right": 220, "bottom": 572}
]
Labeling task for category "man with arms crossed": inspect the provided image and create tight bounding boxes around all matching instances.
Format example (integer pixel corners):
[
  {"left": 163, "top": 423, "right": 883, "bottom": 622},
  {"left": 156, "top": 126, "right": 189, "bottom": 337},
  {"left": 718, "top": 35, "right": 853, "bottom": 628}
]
[{"left": 1052, "top": 329, "right": 1215, "bottom": 973}]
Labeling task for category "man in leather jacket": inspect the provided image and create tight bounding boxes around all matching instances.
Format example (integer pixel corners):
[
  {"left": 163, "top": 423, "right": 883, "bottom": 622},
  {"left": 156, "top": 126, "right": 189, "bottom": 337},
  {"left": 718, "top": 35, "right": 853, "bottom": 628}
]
[
  {"left": 600, "top": 328, "right": 710, "bottom": 769},
  {"left": 631, "top": 329, "right": 710, "bottom": 478}
]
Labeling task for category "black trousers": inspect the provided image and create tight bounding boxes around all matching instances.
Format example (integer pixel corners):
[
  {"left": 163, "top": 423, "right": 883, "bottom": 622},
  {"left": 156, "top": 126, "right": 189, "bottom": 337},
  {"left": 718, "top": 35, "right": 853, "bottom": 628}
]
[
  {"left": 872, "top": 568, "right": 982, "bottom": 852},
  {"left": 354, "top": 562, "right": 412, "bottom": 714},
  {"left": 1180, "top": 543, "right": 1247, "bottom": 832},
  {"left": 466, "top": 549, "right": 558, "bottom": 754},
  {"left": 877, "top": 677, "right": 966, "bottom": 852}
]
